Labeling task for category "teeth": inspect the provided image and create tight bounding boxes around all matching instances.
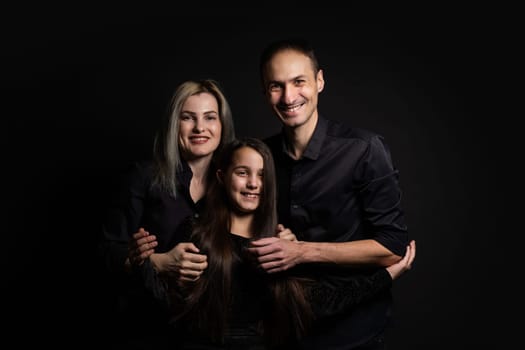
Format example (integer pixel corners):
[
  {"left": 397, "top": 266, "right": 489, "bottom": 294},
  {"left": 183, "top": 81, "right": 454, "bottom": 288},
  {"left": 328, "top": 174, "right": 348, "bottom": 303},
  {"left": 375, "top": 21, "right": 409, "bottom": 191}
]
[{"left": 282, "top": 103, "right": 302, "bottom": 112}]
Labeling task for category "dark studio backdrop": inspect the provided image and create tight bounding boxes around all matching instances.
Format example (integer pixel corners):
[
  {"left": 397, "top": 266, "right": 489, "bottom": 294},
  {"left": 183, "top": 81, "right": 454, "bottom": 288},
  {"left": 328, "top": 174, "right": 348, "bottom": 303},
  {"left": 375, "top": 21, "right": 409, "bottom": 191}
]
[{"left": 2, "top": 4, "right": 507, "bottom": 348}]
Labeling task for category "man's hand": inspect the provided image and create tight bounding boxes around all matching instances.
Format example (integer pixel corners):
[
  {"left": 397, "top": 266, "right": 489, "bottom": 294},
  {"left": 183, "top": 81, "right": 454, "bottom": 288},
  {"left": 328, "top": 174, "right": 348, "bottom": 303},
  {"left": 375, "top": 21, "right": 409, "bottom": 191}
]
[{"left": 248, "top": 236, "right": 303, "bottom": 273}]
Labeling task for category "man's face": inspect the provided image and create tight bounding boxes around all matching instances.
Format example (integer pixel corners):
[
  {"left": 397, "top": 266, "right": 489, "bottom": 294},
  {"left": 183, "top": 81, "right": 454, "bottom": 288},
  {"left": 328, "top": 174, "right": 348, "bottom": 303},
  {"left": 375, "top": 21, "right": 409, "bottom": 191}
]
[{"left": 262, "top": 49, "right": 324, "bottom": 129}]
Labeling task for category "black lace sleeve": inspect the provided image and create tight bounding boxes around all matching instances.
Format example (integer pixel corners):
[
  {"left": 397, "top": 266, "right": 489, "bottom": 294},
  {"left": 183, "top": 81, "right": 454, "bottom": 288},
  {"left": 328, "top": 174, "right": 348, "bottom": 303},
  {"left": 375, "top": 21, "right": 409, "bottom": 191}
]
[
  {"left": 132, "top": 259, "right": 171, "bottom": 308},
  {"left": 308, "top": 269, "right": 392, "bottom": 319}
]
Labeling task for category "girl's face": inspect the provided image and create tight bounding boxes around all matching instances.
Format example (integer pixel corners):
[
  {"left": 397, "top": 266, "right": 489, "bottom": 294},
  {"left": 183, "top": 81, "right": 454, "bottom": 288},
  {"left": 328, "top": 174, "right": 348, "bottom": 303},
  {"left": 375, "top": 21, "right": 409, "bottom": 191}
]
[
  {"left": 178, "top": 92, "right": 222, "bottom": 161},
  {"left": 220, "top": 146, "right": 263, "bottom": 214}
]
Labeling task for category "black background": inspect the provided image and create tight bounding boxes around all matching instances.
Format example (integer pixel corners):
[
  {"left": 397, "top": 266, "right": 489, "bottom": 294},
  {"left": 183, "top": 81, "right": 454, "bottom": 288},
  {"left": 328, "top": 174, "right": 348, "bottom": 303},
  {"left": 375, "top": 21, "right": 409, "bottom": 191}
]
[{"left": 3, "top": 4, "right": 509, "bottom": 348}]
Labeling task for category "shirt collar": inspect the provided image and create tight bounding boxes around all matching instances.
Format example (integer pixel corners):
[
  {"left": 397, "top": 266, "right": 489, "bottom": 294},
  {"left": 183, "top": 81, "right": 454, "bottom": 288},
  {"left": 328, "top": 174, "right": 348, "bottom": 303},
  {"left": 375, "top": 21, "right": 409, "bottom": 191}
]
[{"left": 279, "top": 115, "right": 328, "bottom": 161}]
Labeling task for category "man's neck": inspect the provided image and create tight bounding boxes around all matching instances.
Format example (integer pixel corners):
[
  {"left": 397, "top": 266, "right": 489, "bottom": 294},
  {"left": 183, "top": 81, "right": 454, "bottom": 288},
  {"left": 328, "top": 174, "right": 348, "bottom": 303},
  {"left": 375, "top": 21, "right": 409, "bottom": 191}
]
[{"left": 284, "top": 113, "right": 318, "bottom": 160}]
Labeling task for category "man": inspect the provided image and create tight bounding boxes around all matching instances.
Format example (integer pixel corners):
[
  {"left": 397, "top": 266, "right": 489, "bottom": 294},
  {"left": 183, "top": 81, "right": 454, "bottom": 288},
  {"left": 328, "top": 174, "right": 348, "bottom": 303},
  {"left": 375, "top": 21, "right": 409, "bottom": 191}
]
[{"left": 248, "top": 38, "right": 410, "bottom": 349}]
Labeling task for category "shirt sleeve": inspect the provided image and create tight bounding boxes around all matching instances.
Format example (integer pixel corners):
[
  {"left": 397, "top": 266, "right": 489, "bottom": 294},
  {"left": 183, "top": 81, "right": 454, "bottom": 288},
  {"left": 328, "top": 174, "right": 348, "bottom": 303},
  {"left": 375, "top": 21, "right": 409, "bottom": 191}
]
[
  {"left": 132, "top": 218, "right": 195, "bottom": 310},
  {"left": 355, "top": 135, "right": 409, "bottom": 256},
  {"left": 99, "top": 162, "right": 148, "bottom": 275},
  {"left": 132, "top": 259, "right": 172, "bottom": 309}
]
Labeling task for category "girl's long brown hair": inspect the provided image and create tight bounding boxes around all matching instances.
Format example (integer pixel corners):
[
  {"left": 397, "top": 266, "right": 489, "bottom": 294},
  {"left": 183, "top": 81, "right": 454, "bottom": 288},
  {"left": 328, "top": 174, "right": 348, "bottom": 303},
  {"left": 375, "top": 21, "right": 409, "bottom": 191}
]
[{"left": 171, "top": 137, "right": 313, "bottom": 345}]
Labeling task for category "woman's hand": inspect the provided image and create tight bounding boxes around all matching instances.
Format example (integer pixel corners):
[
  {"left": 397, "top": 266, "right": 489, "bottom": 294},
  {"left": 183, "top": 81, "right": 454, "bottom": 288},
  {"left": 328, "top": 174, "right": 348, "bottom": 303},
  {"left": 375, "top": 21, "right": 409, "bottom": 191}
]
[{"left": 128, "top": 228, "right": 158, "bottom": 266}]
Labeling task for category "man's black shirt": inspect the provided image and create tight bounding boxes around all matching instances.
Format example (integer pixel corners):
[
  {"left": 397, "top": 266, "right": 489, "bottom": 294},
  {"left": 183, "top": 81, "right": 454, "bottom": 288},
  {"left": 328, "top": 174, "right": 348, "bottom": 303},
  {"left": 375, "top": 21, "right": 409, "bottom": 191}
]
[{"left": 264, "top": 116, "right": 409, "bottom": 349}]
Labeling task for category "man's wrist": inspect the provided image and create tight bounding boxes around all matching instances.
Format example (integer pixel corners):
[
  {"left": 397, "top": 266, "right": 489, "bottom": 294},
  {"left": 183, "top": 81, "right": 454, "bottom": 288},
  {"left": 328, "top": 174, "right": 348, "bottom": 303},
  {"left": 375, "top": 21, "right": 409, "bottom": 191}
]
[{"left": 299, "top": 241, "right": 326, "bottom": 264}]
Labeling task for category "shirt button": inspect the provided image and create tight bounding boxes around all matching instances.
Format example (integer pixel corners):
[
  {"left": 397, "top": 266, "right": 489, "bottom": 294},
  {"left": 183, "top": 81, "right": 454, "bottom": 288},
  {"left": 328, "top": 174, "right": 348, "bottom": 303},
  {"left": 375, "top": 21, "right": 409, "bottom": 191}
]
[
  {"left": 194, "top": 213, "right": 200, "bottom": 218},
  {"left": 292, "top": 205, "right": 299, "bottom": 209}
]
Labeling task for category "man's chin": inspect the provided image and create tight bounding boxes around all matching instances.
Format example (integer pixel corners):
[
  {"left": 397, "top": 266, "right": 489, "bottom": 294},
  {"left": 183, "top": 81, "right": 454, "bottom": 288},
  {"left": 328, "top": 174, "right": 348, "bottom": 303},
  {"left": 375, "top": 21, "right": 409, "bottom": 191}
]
[
  {"left": 284, "top": 119, "right": 304, "bottom": 129},
  {"left": 280, "top": 114, "right": 303, "bottom": 127}
]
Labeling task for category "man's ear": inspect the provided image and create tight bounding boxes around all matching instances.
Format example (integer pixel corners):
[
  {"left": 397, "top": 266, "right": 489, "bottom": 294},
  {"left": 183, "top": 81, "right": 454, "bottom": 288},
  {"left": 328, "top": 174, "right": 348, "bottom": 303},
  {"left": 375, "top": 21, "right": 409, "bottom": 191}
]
[{"left": 317, "top": 69, "right": 325, "bottom": 93}]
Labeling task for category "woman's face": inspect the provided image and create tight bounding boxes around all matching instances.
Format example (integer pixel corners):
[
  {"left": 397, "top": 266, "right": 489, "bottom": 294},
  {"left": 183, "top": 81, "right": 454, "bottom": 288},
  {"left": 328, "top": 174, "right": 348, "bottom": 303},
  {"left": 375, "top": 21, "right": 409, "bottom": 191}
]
[
  {"left": 220, "top": 146, "right": 263, "bottom": 214},
  {"left": 178, "top": 92, "right": 222, "bottom": 160}
]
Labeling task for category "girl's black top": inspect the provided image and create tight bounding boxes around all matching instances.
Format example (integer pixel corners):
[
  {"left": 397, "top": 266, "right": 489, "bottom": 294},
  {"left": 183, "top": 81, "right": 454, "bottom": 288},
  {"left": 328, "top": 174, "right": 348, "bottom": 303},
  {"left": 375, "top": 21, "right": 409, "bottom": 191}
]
[{"left": 135, "top": 229, "right": 392, "bottom": 349}]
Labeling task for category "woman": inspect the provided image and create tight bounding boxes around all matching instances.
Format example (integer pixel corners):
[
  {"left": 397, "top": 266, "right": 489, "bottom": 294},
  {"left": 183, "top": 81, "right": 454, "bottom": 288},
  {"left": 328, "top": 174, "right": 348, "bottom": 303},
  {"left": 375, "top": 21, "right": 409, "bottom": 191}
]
[
  {"left": 133, "top": 137, "right": 415, "bottom": 349},
  {"left": 99, "top": 79, "right": 236, "bottom": 349}
]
